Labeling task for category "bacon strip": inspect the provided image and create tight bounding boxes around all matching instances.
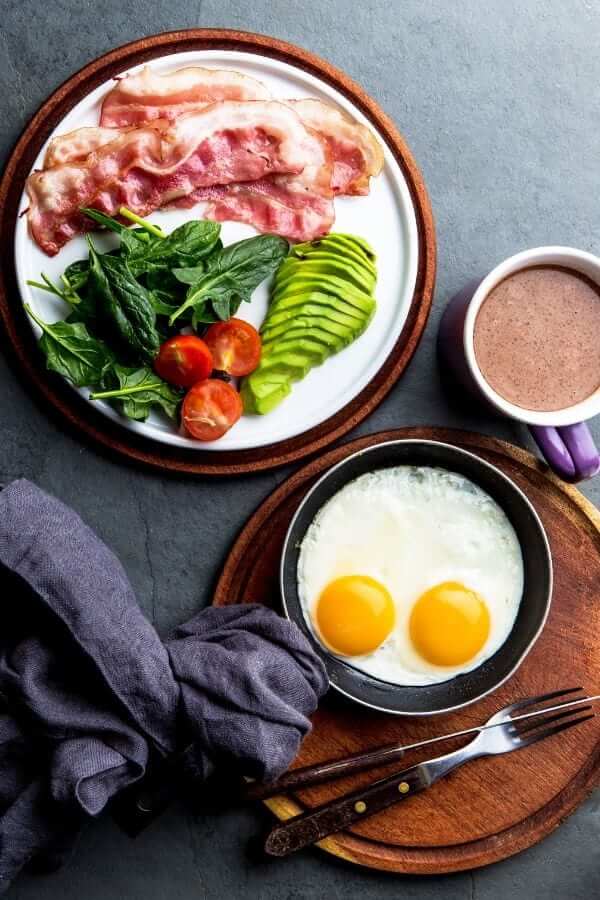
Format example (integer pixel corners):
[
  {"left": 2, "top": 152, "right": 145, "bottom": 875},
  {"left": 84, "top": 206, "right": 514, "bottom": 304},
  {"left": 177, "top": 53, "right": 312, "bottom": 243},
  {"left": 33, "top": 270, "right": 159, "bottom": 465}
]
[
  {"left": 37, "top": 118, "right": 336, "bottom": 243},
  {"left": 288, "top": 99, "right": 384, "bottom": 195},
  {"left": 100, "top": 66, "right": 271, "bottom": 127},
  {"left": 174, "top": 130, "right": 335, "bottom": 242},
  {"left": 27, "top": 102, "right": 315, "bottom": 255},
  {"left": 44, "top": 126, "right": 138, "bottom": 168},
  {"left": 98, "top": 69, "right": 383, "bottom": 195},
  {"left": 32, "top": 72, "right": 384, "bottom": 250}
]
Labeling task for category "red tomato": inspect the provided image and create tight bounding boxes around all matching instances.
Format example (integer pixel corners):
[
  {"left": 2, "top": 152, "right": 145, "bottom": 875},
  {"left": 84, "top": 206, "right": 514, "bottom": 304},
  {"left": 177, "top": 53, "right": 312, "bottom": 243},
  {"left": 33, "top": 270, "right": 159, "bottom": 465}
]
[
  {"left": 154, "top": 335, "right": 213, "bottom": 388},
  {"left": 203, "top": 318, "right": 261, "bottom": 376},
  {"left": 182, "top": 379, "right": 243, "bottom": 441}
]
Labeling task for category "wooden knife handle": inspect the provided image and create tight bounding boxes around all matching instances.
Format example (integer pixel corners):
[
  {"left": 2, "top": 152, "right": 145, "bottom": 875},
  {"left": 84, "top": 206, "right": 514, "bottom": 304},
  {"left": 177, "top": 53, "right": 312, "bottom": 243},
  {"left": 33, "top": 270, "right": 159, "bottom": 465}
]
[
  {"left": 244, "top": 743, "right": 406, "bottom": 801},
  {"left": 264, "top": 763, "right": 430, "bottom": 856}
]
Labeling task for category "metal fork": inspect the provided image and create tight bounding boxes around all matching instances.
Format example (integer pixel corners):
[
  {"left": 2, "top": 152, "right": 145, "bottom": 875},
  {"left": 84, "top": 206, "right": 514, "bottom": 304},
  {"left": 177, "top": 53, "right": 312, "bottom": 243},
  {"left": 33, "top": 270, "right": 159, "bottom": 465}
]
[{"left": 264, "top": 687, "right": 594, "bottom": 856}]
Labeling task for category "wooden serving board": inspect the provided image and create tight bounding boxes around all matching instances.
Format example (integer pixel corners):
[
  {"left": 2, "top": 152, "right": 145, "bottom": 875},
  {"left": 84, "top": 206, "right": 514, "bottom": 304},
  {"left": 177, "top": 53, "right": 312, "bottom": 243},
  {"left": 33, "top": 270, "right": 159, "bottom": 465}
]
[
  {"left": 213, "top": 427, "right": 600, "bottom": 873},
  {"left": 0, "top": 29, "right": 435, "bottom": 476}
]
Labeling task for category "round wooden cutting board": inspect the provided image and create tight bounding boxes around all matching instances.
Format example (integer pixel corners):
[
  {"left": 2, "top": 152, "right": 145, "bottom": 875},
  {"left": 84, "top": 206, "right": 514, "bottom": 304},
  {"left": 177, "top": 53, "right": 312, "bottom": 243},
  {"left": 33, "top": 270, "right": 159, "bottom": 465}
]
[
  {"left": 0, "top": 29, "right": 435, "bottom": 476},
  {"left": 213, "top": 427, "right": 600, "bottom": 873}
]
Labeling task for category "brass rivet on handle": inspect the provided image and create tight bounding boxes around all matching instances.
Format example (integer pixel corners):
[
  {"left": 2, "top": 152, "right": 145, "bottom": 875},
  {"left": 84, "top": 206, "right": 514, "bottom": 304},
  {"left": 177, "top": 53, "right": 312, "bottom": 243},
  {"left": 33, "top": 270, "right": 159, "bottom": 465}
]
[
  {"left": 354, "top": 800, "right": 367, "bottom": 813},
  {"left": 398, "top": 781, "right": 410, "bottom": 794}
]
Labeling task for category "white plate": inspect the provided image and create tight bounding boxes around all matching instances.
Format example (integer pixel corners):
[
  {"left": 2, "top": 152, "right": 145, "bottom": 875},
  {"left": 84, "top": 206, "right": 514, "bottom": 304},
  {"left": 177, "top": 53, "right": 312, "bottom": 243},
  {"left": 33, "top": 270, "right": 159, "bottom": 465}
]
[{"left": 15, "top": 49, "right": 419, "bottom": 452}]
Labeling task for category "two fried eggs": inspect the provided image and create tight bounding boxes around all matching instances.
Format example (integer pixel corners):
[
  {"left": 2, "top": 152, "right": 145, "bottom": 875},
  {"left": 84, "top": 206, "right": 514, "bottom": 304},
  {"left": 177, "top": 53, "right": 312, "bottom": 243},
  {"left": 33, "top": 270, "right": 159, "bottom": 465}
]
[{"left": 297, "top": 466, "right": 524, "bottom": 686}]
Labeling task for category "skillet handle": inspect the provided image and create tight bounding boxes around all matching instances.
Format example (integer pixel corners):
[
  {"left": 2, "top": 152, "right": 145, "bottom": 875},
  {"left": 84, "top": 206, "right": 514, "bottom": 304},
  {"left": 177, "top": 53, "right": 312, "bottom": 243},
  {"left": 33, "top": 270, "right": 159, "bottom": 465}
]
[{"left": 263, "top": 763, "right": 430, "bottom": 857}]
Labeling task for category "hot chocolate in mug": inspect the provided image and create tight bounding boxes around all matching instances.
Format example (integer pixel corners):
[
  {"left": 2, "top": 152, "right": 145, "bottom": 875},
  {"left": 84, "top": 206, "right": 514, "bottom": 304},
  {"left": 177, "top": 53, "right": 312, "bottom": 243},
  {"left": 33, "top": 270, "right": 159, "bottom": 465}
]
[{"left": 438, "top": 246, "right": 600, "bottom": 481}]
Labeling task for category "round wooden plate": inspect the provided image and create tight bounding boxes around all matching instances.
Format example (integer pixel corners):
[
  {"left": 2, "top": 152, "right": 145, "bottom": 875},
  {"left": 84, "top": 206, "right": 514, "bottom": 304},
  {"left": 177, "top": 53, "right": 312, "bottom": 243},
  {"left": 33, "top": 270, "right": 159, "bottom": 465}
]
[
  {"left": 213, "top": 426, "right": 600, "bottom": 873},
  {"left": 0, "top": 29, "right": 435, "bottom": 476}
]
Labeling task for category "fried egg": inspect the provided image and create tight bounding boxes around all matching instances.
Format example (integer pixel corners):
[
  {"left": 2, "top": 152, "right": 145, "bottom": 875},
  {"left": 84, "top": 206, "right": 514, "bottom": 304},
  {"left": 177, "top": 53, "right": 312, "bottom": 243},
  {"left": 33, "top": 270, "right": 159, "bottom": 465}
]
[{"left": 297, "top": 466, "right": 524, "bottom": 685}]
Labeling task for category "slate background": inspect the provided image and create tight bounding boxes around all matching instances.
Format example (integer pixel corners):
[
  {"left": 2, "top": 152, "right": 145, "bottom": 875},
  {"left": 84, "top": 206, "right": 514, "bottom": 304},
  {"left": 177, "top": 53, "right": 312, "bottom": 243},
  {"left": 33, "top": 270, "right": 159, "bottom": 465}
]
[{"left": 1, "top": 1, "right": 599, "bottom": 897}]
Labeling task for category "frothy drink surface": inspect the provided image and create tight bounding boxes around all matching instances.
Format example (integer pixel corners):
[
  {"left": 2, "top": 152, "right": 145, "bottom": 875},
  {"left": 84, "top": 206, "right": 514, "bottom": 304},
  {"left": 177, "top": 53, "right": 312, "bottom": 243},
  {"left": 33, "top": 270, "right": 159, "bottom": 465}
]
[{"left": 474, "top": 266, "right": 600, "bottom": 412}]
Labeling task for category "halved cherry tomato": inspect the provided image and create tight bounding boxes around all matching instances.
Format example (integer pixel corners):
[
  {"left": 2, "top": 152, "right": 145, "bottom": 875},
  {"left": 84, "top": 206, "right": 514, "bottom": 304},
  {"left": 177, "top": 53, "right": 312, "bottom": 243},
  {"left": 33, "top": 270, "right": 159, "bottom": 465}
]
[
  {"left": 154, "top": 335, "right": 213, "bottom": 388},
  {"left": 182, "top": 379, "right": 243, "bottom": 441},
  {"left": 203, "top": 318, "right": 261, "bottom": 376}
]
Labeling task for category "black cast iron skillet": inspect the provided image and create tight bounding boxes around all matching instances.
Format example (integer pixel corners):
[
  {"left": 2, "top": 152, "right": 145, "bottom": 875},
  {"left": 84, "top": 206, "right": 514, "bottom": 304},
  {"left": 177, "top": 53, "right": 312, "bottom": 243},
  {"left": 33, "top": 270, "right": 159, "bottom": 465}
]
[{"left": 280, "top": 440, "right": 552, "bottom": 716}]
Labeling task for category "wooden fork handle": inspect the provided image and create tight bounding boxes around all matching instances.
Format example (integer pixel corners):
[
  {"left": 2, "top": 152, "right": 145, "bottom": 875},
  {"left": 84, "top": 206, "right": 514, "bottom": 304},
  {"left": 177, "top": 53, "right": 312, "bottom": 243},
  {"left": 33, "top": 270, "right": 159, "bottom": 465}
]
[
  {"left": 244, "top": 743, "right": 407, "bottom": 801},
  {"left": 263, "top": 763, "right": 430, "bottom": 857}
]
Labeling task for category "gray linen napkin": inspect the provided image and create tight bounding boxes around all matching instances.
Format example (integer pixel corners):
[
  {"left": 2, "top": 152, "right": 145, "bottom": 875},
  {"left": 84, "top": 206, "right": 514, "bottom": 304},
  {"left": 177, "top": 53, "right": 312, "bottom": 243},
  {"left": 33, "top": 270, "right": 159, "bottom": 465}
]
[{"left": 0, "top": 479, "right": 327, "bottom": 893}]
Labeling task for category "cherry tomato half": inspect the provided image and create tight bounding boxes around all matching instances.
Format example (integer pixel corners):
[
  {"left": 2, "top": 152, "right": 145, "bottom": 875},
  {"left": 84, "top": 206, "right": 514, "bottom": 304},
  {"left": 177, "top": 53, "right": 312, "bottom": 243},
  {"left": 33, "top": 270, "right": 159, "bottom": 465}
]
[
  {"left": 154, "top": 335, "right": 213, "bottom": 388},
  {"left": 182, "top": 379, "right": 243, "bottom": 442},
  {"left": 203, "top": 318, "right": 261, "bottom": 377}
]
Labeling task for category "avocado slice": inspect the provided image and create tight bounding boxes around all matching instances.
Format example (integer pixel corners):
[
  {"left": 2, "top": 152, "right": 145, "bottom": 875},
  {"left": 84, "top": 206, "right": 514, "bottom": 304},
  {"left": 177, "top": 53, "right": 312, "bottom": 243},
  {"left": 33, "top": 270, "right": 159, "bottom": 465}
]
[
  {"left": 322, "top": 233, "right": 376, "bottom": 260},
  {"left": 242, "top": 378, "right": 291, "bottom": 415},
  {"left": 255, "top": 345, "right": 325, "bottom": 380},
  {"left": 262, "top": 325, "right": 349, "bottom": 354},
  {"left": 275, "top": 256, "right": 375, "bottom": 295},
  {"left": 249, "top": 355, "right": 311, "bottom": 381},
  {"left": 292, "top": 236, "right": 377, "bottom": 277},
  {"left": 247, "top": 374, "right": 290, "bottom": 398},
  {"left": 272, "top": 277, "right": 375, "bottom": 316},
  {"left": 262, "top": 315, "right": 364, "bottom": 348},
  {"left": 261, "top": 337, "right": 330, "bottom": 365},
  {"left": 262, "top": 298, "right": 367, "bottom": 333},
  {"left": 293, "top": 233, "right": 376, "bottom": 263},
  {"left": 326, "top": 233, "right": 376, "bottom": 259},
  {"left": 286, "top": 250, "right": 377, "bottom": 291}
]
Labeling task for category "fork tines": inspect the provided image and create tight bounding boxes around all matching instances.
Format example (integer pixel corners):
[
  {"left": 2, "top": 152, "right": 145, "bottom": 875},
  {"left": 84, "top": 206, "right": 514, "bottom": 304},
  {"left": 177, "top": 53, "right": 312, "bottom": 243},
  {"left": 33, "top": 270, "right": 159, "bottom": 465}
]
[
  {"left": 508, "top": 686, "right": 585, "bottom": 715},
  {"left": 508, "top": 686, "right": 594, "bottom": 747}
]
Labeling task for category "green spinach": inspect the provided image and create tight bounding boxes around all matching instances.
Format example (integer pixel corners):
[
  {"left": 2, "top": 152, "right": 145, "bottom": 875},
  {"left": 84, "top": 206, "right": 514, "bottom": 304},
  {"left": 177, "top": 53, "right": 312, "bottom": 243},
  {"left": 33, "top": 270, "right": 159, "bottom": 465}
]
[
  {"left": 87, "top": 239, "right": 160, "bottom": 365},
  {"left": 169, "top": 234, "right": 289, "bottom": 326},
  {"left": 80, "top": 208, "right": 221, "bottom": 274},
  {"left": 25, "top": 305, "right": 114, "bottom": 387},
  {"left": 90, "top": 364, "right": 182, "bottom": 421}
]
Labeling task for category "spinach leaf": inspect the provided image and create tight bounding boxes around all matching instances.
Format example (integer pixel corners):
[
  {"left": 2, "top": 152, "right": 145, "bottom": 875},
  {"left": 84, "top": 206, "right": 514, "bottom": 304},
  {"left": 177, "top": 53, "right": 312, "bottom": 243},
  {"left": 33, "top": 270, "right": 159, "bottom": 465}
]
[
  {"left": 148, "top": 293, "right": 181, "bottom": 319},
  {"left": 90, "top": 364, "right": 182, "bottom": 421},
  {"left": 25, "top": 305, "right": 114, "bottom": 388},
  {"left": 87, "top": 239, "right": 160, "bottom": 365},
  {"left": 63, "top": 259, "right": 90, "bottom": 293},
  {"left": 130, "top": 220, "right": 221, "bottom": 269},
  {"left": 81, "top": 207, "right": 221, "bottom": 272},
  {"left": 145, "top": 266, "right": 184, "bottom": 300},
  {"left": 80, "top": 206, "right": 152, "bottom": 257},
  {"left": 169, "top": 234, "right": 289, "bottom": 325}
]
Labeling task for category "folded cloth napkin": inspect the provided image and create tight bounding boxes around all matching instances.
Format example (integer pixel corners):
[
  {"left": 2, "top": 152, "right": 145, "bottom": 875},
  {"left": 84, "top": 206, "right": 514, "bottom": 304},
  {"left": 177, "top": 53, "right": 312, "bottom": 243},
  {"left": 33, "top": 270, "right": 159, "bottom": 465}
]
[{"left": 0, "top": 479, "right": 327, "bottom": 893}]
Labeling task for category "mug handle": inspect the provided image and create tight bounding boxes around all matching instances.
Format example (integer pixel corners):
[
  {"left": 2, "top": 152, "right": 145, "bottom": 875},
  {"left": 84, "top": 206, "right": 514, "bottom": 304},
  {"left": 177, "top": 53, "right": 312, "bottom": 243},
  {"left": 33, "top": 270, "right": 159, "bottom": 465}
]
[{"left": 529, "top": 423, "right": 600, "bottom": 482}]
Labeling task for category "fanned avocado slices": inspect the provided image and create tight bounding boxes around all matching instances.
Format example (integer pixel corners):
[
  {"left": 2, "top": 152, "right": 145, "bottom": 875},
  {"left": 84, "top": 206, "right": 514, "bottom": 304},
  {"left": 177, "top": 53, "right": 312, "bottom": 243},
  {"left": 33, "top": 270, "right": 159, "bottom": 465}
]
[
  {"left": 262, "top": 325, "right": 349, "bottom": 354},
  {"left": 262, "top": 316, "right": 364, "bottom": 348},
  {"left": 263, "top": 297, "right": 367, "bottom": 333},
  {"left": 272, "top": 277, "right": 375, "bottom": 315},
  {"left": 275, "top": 255, "right": 376, "bottom": 295},
  {"left": 292, "top": 236, "right": 377, "bottom": 276},
  {"left": 242, "top": 233, "right": 378, "bottom": 415}
]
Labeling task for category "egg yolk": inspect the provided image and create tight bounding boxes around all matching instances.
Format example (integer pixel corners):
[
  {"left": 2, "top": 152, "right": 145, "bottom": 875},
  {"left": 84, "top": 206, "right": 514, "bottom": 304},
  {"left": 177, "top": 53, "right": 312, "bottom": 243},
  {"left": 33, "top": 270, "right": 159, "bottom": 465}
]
[
  {"left": 316, "top": 575, "right": 395, "bottom": 656},
  {"left": 409, "top": 581, "right": 490, "bottom": 666}
]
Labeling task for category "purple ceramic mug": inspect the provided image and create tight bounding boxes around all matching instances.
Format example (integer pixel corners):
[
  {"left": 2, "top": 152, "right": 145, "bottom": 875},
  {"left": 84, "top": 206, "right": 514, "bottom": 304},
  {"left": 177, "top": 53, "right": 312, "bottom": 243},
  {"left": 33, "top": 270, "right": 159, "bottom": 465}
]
[{"left": 438, "top": 246, "right": 600, "bottom": 482}]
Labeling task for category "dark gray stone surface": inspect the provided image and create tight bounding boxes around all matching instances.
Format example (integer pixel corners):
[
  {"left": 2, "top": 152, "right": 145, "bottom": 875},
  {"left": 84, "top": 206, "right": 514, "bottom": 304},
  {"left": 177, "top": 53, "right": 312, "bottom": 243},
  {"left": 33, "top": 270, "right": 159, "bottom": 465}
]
[{"left": 1, "top": 1, "right": 599, "bottom": 897}]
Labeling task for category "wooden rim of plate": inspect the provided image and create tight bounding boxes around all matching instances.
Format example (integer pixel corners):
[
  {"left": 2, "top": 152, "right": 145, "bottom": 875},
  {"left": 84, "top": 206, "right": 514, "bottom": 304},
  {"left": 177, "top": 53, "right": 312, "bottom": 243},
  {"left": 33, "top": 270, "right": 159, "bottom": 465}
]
[
  {"left": 0, "top": 29, "right": 436, "bottom": 476},
  {"left": 213, "top": 427, "right": 600, "bottom": 873}
]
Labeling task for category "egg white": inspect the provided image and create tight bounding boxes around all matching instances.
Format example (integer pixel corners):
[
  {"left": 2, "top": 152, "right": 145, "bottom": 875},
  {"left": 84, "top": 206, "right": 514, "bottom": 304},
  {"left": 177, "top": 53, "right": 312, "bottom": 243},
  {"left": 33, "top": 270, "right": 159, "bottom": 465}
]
[{"left": 297, "top": 466, "right": 524, "bottom": 686}]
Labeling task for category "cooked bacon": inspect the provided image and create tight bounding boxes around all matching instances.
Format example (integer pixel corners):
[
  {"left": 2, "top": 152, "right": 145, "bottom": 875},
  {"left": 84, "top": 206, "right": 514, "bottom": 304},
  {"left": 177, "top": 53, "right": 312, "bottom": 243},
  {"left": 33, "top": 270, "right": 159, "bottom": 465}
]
[
  {"left": 100, "top": 66, "right": 271, "bottom": 127},
  {"left": 174, "top": 130, "right": 335, "bottom": 241},
  {"left": 288, "top": 99, "right": 384, "bottom": 195},
  {"left": 44, "top": 125, "right": 140, "bottom": 167},
  {"left": 98, "top": 69, "right": 383, "bottom": 195},
  {"left": 27, "top": 102, "right": 316, "bottom": 255}
]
